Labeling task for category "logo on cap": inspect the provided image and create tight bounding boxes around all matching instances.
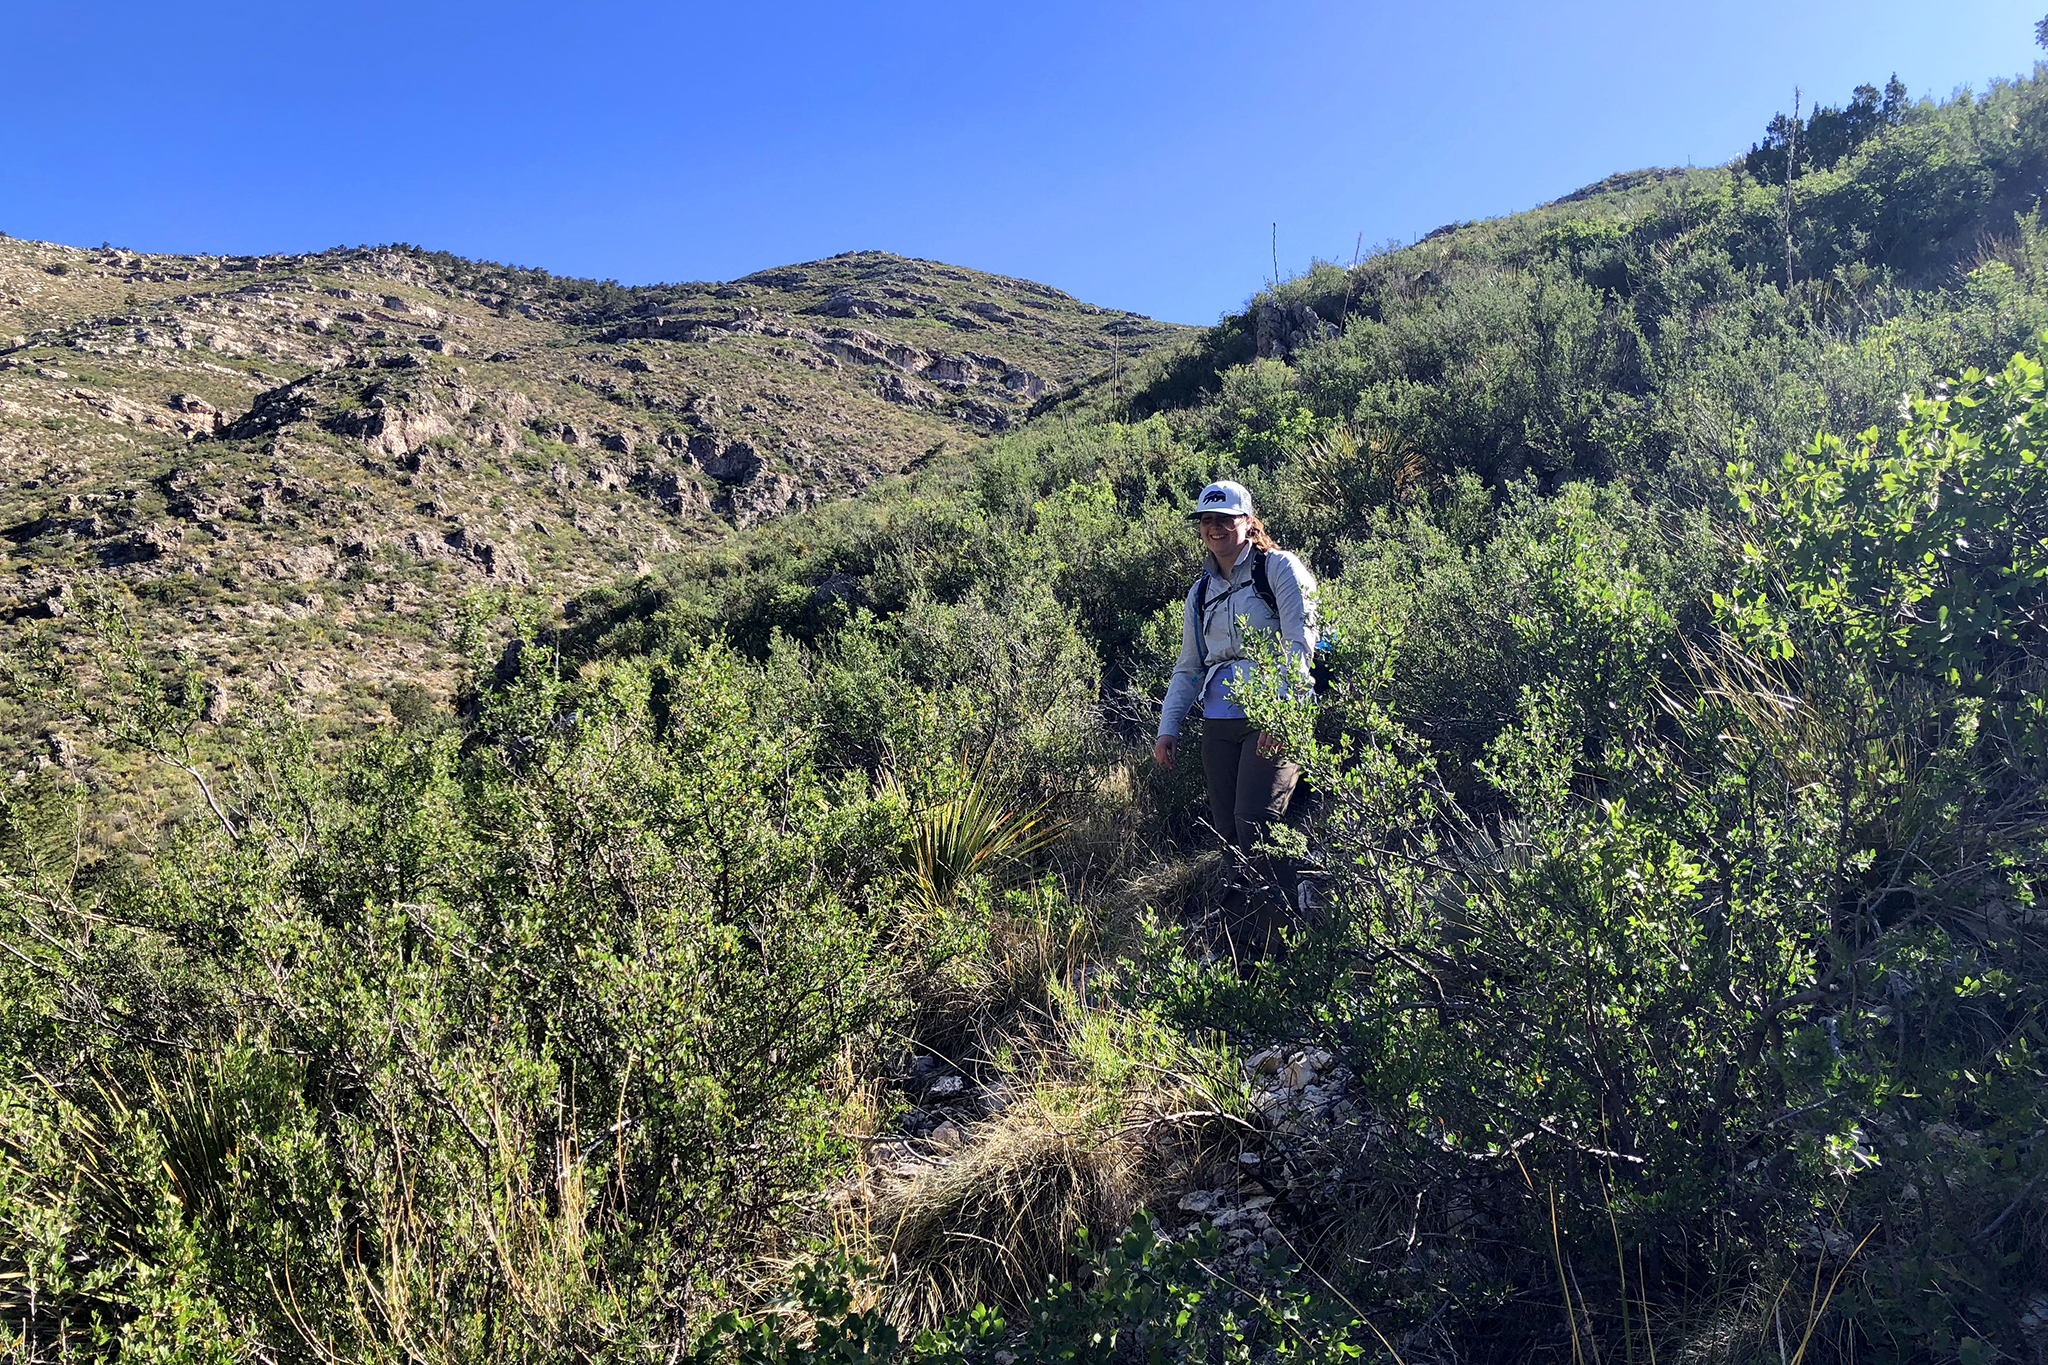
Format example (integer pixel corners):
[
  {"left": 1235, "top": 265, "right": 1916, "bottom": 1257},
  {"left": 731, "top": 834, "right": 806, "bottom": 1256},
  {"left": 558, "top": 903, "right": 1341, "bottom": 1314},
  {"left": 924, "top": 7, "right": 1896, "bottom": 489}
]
[{"left": 1203, "top": 490, "right": 1226, "bottom": 503}]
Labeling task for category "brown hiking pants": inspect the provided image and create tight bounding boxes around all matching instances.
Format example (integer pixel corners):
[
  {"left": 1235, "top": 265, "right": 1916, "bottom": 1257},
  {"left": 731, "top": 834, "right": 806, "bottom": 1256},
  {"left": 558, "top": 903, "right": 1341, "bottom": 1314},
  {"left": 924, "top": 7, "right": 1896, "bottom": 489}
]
[
  {"left": 1200, "top": 717, "right": 1300, "bottom": 968},
  {"left": 1200, "top": 716, "right": 1300, "bottom": 851}
]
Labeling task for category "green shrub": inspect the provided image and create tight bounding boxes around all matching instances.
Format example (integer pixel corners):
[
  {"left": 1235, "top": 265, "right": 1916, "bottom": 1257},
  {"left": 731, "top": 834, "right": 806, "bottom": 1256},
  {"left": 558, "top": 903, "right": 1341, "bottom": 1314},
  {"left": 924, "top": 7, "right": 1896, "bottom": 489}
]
[
  {"left": 686, "top": 1218, "right": 1381, "bottom": 1365},
  {"left": 1205, "top": 341, "right": 2048, "bottom": 1360},
  {"left": 0, "top": 629, "right": 912, "bottom": 1357}
]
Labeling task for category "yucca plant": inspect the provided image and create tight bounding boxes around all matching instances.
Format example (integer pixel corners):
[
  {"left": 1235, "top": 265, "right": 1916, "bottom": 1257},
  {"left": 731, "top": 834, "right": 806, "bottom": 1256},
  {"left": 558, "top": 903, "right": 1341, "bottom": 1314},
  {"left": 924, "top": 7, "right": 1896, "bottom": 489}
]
[{"left": 888, "top": 758, "right": 1066, "bottom": 914}]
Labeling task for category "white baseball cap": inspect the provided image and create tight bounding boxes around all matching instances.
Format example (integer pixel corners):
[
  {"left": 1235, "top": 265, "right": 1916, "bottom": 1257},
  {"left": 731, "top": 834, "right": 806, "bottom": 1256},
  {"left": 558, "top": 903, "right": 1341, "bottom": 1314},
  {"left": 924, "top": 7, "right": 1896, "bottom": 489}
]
[{"left": 1188, "top": 480, "right": 1254, "bottom": 520}]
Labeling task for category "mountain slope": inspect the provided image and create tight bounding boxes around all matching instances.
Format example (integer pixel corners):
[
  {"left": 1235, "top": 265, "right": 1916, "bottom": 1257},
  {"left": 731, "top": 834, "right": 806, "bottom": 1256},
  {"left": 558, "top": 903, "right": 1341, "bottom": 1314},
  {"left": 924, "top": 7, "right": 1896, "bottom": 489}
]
[{"left": 0, "top": 240, "right": 1184, "bottom": 719}]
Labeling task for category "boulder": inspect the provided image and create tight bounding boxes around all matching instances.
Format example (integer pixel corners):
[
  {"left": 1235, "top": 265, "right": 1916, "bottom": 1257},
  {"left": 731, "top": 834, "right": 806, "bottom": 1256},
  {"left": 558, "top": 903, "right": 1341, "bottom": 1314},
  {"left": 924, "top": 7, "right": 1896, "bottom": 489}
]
[
  {"left": 1253, "top": 299, "right": 1333, "bottom": 360},
  {"left": 330, "top": 401, "right": 453, "bottom": 457},
  {"left": 444, "top": 526, "right": 528, "bottom": 583},
  {"left": 694, "top": 437, "right": 761, "bottom": 484}
]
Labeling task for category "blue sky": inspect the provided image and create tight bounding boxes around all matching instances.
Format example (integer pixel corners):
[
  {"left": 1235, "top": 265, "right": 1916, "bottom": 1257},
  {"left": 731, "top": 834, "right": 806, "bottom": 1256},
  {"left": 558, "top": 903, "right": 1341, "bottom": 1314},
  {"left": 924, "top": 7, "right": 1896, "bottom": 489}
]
[{"left": 6, "top": 1, "right": 2042, "bottom": 324}]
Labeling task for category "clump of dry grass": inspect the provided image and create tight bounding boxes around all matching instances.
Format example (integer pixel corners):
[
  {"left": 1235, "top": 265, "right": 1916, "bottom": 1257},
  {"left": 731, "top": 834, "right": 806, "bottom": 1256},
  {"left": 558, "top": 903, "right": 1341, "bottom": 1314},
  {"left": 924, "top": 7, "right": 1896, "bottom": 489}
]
[
  {"left": 1057, "top": 759, "right": 1156, "bottom": 885},
  {"left": 871, "top": 1097, "right": 1137, "bottom": 1326},
  {"left": 855, "top": 997, "right": 1250, "bottom": 1330}
]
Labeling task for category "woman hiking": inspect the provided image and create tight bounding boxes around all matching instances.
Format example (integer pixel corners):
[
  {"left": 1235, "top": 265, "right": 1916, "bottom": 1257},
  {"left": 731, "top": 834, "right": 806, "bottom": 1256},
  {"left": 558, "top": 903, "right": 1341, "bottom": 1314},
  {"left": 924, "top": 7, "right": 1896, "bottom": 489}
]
[{"left": 1152, "top": 480, "right": 1318, "bottom": 961}]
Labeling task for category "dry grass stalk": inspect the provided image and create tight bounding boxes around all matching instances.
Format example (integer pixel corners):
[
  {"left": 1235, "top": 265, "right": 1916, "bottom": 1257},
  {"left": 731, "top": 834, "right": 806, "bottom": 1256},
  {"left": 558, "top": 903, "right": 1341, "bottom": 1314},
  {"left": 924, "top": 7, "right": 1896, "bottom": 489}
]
[
  {"left": 872, "top": 1097, "right": 1136, "bottom": 1328},
  {"left": 858, "top": 996, "right": 1247, "bottom": 1330}
]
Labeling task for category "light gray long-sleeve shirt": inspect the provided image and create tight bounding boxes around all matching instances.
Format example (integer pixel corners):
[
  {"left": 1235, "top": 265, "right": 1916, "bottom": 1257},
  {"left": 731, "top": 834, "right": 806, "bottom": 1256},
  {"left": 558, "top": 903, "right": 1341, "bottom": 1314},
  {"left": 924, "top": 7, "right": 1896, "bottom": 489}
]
[{"left": 1157, "top": 545, "right": 1318, "bottom": 739}]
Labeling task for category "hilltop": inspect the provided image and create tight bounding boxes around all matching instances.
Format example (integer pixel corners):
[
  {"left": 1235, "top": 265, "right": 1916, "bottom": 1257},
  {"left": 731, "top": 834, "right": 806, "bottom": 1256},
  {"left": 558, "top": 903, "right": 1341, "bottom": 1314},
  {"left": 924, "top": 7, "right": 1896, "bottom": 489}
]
[{"left": 0, "top": 239, "right": 1183, "bottom": 726}]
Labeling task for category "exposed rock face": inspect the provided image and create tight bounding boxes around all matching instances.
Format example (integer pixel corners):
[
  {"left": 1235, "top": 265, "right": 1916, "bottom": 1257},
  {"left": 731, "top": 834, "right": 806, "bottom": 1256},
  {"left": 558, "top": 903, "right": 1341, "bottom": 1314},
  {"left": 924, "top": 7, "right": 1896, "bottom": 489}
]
[
  {"left": 443, "top": 526, "right": 526, "bottom": 582},
  {"left": 99, "top": 522, "right": 182, "bottom": 566},
  {"left": 331, "top": 399, "right": 455, "bottom": 457},
  {"left": 594, "top": 313, "right": 1055, "bottom": 428},
  {"left": 223, "top": 378, "right": 322, "bottom": 437},
  {"left": 263, "top": 543, "right": 338, "bottom": 581},
  {"left": 878, "top": 373, "right": 936, "bottom": 407},
  {"left": 691, "top": 436, "right": 761, "bottom": 484},
  {"left": 722, "top": 470, "right": 800, "bottom": 528},
  {"left": 648, "top": 468, "right": 711, "bottom": 515},
  {"left": 166, "top": 393, "right": 224, "bottom": 436},
  {"left": 1253, "top": 299, "right": 1334, "bottom": 360},
  {"left": 954, "top": 398, "right": 1013, "bottom": 431},
  {"left": 817, "top": 290, "right": 917, "bottom": 319}
]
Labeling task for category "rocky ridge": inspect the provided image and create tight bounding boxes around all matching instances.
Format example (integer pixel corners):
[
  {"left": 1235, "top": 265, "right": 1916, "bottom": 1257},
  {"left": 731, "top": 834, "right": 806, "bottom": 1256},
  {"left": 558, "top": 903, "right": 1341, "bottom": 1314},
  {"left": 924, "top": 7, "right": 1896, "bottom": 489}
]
[{"left": 0, "top": 237, "right": 1184, "bottom": 739}]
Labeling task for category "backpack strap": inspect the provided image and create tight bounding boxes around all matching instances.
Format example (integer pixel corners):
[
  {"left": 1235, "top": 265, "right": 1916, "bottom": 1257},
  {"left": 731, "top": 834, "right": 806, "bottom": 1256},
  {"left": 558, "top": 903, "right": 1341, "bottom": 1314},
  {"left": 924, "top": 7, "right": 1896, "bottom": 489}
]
[
  {"left": 1194, "top": 551, "right": 1285, "bottom": 673},
  {"left": 1249, "top": 548, "right": 1279, "bottom": 620}
]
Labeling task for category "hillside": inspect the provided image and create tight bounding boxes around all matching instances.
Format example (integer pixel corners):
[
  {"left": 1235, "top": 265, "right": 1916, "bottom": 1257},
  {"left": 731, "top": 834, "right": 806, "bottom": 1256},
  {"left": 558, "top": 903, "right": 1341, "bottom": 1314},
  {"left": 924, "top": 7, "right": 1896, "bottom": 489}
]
[
  {"left": 9, "top": 59, "right": 2048, "bottom": 1365},
  {"left": 0, "top": 239, "right": 1182, "bottom": 728}
]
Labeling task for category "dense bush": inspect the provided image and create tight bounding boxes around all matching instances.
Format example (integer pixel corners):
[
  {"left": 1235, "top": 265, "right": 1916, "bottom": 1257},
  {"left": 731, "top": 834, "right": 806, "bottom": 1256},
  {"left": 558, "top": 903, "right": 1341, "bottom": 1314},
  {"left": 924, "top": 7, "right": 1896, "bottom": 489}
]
[
  {"left": 1, "top": 631, "right": 915, "bottom": 1358},
  {"left": 1204, "top": 342, "right": 2048, "bottom": 1360}
]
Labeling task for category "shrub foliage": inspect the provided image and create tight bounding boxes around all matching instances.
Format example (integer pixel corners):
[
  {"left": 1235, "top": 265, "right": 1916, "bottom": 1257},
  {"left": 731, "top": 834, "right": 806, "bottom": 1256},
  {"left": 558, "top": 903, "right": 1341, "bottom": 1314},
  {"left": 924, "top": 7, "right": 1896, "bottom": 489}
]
[{"left": 13, "top": 63, "right": 2048, "bottom": 1365}]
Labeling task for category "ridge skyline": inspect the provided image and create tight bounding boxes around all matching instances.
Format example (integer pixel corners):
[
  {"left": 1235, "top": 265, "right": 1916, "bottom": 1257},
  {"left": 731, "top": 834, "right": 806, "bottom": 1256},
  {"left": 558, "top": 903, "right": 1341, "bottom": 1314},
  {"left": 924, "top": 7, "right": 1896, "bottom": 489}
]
[{"left": 8, "top": 0, "right": 2035, "bottom": 327}]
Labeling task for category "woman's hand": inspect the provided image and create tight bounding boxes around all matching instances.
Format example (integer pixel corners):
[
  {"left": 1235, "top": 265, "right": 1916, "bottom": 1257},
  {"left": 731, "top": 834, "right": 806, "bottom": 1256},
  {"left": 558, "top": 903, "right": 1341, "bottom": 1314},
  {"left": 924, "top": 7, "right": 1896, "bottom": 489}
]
[
  {"left": 1153, "top": 736, "right": 1177, "bottom": 770},
  {"left": 1256, "top": 732, "right": 1283, "bottom": 761}
]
